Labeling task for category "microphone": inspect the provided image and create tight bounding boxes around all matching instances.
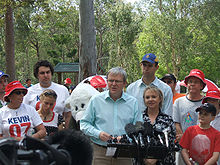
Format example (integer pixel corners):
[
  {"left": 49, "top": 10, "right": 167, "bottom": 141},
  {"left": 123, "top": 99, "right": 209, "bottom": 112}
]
[
  {"left": 125, "top": 123, "right": 139, "bottom": 145},
  {"left": 19, "top": 135, "right": 71, "bottom": 165},
  {"left": 154, "top": 126, "right": 165, "bottom": 145},
  {"left": 135, "top": 121, "right": 145, "bottom": 148},
  {"left": 162, "top": 128, "right": 170, "bottom": 148},
  {"left": 143, "top": 122, "right": 153, "bottom": 144}
]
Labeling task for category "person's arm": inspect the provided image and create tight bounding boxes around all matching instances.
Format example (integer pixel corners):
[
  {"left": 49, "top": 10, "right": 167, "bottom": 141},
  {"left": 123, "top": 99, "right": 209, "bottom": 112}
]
[
  {"left": 181, "top": 148, "right": 192, "bottom": 165},
  {"left": 99, "top": 132, "right": 112, "bottom": 142},
  {"left": 175, "top": 122, "right": 183, "bottom": 142},
  {"left": 204, "top": 152, "right": 220, "bottom": 165},
  {"left": 133, "top": 100, "right": 143, "bottom": 123},
  {"left": 80, "top": 98, "right": 102, "bottom": 140},
  {"left": 32, "top": 123, "right": 46, "bottom": 139},
  {"left": 162, "top": 87, "right": 173, "bottom": 117},
  {"left": 64, "top": 111, "right": 71, "bottom": 129}
]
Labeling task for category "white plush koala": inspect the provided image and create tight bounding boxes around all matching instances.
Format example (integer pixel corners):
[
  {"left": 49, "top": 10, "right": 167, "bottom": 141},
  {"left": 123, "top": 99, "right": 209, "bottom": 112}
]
[{"left": 65, "top": 83, "right": 100, "bottom": 122}]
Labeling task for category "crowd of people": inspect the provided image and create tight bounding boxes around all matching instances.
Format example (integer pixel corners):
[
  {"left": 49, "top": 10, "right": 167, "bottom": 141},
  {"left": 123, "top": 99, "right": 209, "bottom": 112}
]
[{"left": 0, "top": 53, "right": 220, "bottom": 165}]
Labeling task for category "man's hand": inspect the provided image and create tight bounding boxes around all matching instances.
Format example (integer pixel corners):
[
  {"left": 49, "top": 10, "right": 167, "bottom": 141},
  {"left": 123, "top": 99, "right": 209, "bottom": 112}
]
[
  {"left": 64, "top": 111, "right": 72, "bottom": 129},
  {"left": 144, "top": 158, "right": 157, "bottom": 165},
  {"left": 99, "top": 132, "right": 112, "bottom": 142}
]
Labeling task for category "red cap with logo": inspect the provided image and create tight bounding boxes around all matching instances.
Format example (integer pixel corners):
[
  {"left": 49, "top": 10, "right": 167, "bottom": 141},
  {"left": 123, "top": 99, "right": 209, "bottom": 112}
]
[
  {"left": 184, "top": 69, "right": 206, "bottom": 89},
  {"left": 202, "top": 89, "right": 220, "bottom": 104},
  {"left": 4, "top": 81, "right": 27, "bottom": 99}
]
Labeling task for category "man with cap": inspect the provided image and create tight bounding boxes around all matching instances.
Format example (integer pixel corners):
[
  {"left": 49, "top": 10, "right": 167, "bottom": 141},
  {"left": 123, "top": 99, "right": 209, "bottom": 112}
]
[
  {"left": 202, "top": 89, "right": 220, "bottom": 165},
  {"left": 180, "top": 103, "right": 220, "bottom": 165},
  {"left": 161, "top": 74, "right": 185, "bottom": 104},
  {"left": 126, "top": 53, "right": 173, "bottom": 116},
  {"left": 173, "top": 69, "right": 206, "bottom": 165},
  {"left": 0, "top": 71, "right": 9, "bottom": 108}
]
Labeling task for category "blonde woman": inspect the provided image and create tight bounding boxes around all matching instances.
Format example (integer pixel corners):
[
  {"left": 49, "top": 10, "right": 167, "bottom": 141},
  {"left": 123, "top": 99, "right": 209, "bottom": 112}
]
[
  {"left": 38, "top": 89, "right": 63, "bottom": 136},
  {"left": 143, "top": 85, "right": 176, "bottom": 165}
]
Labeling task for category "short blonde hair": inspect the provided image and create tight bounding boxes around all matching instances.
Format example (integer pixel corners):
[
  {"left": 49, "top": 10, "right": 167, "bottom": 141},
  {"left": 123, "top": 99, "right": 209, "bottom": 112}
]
[{"left": 143, "top": 85, "right": 164, "bottom": 109}]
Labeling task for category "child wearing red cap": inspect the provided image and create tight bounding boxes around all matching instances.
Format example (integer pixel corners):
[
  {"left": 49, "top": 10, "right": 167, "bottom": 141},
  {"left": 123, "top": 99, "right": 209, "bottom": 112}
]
[
  {"left": 202, "top": 89, "right": 220, "bottom": 164},
  {"left": 0, "top": 81, "right": 46, "bottom": 141}
]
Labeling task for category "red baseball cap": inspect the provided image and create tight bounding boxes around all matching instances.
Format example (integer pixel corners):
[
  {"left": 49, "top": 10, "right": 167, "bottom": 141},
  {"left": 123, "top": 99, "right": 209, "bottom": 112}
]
[
  {"left": 202, "top": 89, "right": 220, "bottom": 104},
  {"left": 184, "top": 69, "right": 206, "bottom": 89},
  {"left": 64, "top": 78, "right": 71, "bottom": 84},
  {"left": 4, "top": 81, "right": 27, "bottom": 100}
]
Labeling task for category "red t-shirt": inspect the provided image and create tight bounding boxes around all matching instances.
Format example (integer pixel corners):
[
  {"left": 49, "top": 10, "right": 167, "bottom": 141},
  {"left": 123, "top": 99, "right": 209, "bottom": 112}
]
[{"left": 180, "top": 125, "right": 220, "bottom": 165}]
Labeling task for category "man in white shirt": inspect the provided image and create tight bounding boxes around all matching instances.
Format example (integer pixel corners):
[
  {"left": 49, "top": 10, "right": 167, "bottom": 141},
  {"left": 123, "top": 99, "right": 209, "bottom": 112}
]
[{"left": 23, "top": 60, "right": 71, "bottom": 128}]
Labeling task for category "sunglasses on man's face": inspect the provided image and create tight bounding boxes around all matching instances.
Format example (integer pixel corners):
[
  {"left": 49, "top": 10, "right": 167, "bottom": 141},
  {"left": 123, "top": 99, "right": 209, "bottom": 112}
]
[{"left": 13, "top": 90, "right": 26, "bottom": 95}]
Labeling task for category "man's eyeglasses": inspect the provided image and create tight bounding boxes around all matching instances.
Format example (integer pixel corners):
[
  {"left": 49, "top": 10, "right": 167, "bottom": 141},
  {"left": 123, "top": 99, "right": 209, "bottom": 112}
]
[
  {"left": 107, "top": 80, "right": 124, "bottom": 84},
  {"left": 13, "top": 90, "right": 26, "bottom": 95}
]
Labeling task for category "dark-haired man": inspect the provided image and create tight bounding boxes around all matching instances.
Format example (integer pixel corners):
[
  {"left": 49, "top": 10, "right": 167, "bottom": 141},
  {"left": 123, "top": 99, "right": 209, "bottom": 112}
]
[
  {"left": 23, "top": 60, "right": 71, "bottom": 128},
  {"left": 161, "top": 74, "right": 185, "bottom": 104}
]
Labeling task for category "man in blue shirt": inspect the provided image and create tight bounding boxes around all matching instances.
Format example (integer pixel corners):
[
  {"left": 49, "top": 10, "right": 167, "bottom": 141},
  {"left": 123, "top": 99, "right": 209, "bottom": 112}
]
[
  {"left": 0, "top": 71, "right": 9, "bottom": 108},
  {"left": 80, "top": 67, "right": 142, "bottom": 165},
  {"left": 126, "top": 53, "right": 173, "bottom": 117}
]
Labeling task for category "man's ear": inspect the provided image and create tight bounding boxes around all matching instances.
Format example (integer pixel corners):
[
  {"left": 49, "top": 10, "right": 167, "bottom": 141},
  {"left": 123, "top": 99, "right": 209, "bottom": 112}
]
[
  {"left": 123, "top": 80, "right": 127, "bottom": 87},
  {"left": 211, "top": 115, "right": 216, "bottom": 121}
]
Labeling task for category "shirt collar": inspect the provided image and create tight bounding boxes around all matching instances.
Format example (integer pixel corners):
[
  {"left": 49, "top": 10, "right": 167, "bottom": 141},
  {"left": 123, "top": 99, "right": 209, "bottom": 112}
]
[
  {"left": 104, "top": 90, "right": 126, "bottom": 101},
  {"left": 138, "top": 76, "right": 159, "bottom": 87}
]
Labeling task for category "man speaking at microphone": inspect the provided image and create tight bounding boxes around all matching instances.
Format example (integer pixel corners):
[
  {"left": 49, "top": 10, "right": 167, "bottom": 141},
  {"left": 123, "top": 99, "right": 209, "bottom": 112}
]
[{"left": 80, "top": 67, "right": 142, "bottom": 165}]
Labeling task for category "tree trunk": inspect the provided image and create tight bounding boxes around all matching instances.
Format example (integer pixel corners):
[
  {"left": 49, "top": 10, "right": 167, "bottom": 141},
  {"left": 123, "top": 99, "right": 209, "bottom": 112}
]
[
  {"left": 79, "top": 0, "right": 97, "bottom": 82},
  {"left": 5, "top": 5, "right": 15, "bottom": 81}
]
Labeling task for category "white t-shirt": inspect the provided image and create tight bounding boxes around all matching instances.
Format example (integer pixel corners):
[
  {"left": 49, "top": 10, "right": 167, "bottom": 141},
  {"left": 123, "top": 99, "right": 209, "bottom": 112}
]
[
  {"left": 23, "top": 82, "right": 70, "bottom": 115},
  {"left": 43, "top": 112, "right": 58, "bottom": 127},
  {"left": 0, "top": 103, "right": 43, "bottom": 137}
]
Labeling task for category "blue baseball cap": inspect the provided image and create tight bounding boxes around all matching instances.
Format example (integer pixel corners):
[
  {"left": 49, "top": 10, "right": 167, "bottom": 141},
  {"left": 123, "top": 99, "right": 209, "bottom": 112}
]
[
  {"left": 0, "top": 71, "right": 9, "bottom": 79},
  {"left": 141, "top": 53, "right": 159, "bottom": 64}
]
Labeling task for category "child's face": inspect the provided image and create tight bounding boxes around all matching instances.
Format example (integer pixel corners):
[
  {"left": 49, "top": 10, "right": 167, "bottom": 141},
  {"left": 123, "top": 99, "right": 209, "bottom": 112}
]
[
  {"left": 198, "top": 109, "right": 215, "bottom": 125},
  {"left": 40, "top": 96, "right": 56, "bottom": 112},
  {"left": 144, "top": 89, "right": 161, "bottom": 109},
  {"left": 205, "top": 98, "right": 220, "bottom": 112}
]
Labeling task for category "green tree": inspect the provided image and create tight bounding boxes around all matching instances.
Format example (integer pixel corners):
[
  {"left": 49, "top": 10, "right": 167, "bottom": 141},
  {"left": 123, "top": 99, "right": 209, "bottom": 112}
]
[{"left": 137, "top": 0, "right": 220, "bottom": 85}]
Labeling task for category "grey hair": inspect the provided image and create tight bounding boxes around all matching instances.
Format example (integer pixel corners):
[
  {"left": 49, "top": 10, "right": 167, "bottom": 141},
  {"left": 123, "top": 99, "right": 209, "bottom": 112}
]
[
  {"left": 107, "top": 67, "right": 127, "bottom": 82},
  {"left": 143, "top": 85, "right": 164, "bottom": 109}
]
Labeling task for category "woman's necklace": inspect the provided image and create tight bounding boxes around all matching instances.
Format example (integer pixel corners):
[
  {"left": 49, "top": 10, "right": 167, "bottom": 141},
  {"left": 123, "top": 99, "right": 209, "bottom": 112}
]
[{"left": 42, "top": 111, "right": 51, "bottom": 121}]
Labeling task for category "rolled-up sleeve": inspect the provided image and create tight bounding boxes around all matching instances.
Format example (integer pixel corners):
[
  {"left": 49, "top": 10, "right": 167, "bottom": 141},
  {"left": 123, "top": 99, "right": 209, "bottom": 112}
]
[{"left": 80, "top": 98, "right": 101, "bottom": 139}]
